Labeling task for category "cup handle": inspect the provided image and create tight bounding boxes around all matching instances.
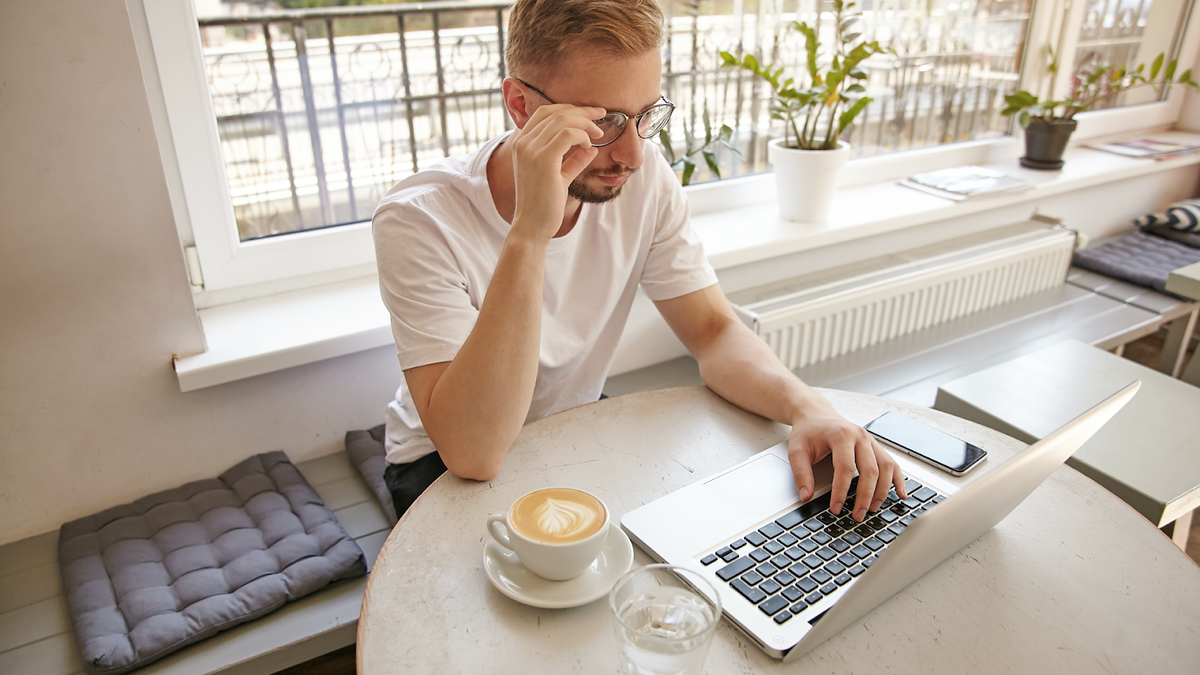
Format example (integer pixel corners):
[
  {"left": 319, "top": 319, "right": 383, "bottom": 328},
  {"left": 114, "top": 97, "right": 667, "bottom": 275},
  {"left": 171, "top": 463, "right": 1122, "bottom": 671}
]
[{"left": 486, "top": 513, "right": 512, "bottom": 550}]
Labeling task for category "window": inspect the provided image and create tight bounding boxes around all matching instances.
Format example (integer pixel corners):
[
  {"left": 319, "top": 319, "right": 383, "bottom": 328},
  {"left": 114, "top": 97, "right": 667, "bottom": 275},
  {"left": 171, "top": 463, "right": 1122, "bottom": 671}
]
[{"left": 134, "top": 0, "right": 1198, "bottom": 301}]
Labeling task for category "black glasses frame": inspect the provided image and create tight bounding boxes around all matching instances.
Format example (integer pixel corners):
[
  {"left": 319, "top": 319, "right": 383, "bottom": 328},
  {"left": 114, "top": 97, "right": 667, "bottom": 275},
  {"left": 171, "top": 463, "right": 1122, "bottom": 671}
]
[{"left": 514, "top": 78, "right": 675, "bottom": 148}]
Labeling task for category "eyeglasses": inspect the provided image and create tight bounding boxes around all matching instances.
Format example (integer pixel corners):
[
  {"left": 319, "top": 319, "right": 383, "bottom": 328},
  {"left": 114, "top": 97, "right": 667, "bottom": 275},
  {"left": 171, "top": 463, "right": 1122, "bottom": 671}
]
[{"left": 515, "top": 78, "right": 675, "bottom": 148}]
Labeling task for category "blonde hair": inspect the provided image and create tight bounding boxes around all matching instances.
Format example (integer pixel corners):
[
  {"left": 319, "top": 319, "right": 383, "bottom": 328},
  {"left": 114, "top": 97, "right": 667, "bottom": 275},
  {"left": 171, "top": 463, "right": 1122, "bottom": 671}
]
[{"left": 505, "top": 0, "right": 665, "bottom": 81}]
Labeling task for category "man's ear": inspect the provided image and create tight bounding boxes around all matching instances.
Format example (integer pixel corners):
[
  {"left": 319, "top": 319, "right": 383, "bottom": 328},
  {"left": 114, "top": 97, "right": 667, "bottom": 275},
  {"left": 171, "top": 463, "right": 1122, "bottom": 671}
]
[{"left": 502, "top": 78, "right": 533, "bottom": 129}]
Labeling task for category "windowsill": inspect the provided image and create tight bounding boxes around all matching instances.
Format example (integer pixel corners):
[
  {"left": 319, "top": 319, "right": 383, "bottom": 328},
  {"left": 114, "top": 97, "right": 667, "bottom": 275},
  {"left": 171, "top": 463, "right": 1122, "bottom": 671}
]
[{"left": 173, "top": 139, "right": 1200, "bottom": 392}]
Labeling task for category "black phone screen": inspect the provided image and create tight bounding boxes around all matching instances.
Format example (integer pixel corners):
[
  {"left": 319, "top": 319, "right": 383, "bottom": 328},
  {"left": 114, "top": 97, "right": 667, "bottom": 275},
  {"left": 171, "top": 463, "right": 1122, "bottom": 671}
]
[{"left": 864, "top": 411, "right": 986, "bottom": 475}]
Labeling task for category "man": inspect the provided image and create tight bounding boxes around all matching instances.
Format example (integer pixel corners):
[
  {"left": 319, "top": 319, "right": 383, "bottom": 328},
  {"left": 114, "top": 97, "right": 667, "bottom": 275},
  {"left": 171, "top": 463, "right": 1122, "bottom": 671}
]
[{"left": 372, "top": 0, "right": 906, "bottom": 520}]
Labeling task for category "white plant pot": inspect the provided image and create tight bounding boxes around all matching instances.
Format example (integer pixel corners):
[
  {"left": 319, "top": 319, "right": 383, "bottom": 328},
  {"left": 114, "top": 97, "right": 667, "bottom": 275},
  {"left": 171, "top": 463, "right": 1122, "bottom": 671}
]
[{"left": 768, "top": 138, "right": 850, "bottom": 223}]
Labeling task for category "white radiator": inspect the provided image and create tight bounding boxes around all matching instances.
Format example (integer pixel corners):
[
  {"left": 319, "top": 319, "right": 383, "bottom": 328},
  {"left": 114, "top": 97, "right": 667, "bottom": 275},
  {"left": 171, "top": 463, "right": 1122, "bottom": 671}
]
[{"left": 726, "top": 222, "right": 1077, "bottom": 370}]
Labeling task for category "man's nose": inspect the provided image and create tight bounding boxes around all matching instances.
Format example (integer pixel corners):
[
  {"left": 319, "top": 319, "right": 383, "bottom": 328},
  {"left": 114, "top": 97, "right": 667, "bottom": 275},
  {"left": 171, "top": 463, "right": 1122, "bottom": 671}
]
[{"left": 607, "top": 121, "right": 645, "bottom": 169}]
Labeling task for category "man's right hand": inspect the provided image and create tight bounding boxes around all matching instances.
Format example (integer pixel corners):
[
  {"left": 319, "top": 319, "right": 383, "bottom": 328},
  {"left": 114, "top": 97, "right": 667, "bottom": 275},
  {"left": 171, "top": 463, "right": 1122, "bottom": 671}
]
[{"left": 508, "top": 103, "right": 604, "bottom": 239}]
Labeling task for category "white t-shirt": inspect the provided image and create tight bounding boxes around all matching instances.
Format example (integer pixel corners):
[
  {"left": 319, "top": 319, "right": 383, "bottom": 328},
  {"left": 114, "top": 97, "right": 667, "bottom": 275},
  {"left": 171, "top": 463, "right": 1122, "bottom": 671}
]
[{"left": 372, "top": 132, "right": 718, "bottom": 464}]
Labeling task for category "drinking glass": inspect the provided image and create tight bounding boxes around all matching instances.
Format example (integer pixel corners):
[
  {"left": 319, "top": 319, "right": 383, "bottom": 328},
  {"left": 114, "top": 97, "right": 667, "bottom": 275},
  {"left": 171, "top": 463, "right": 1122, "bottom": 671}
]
[{"left": 609, "top": 564, "right": 722, "bottom": 675}]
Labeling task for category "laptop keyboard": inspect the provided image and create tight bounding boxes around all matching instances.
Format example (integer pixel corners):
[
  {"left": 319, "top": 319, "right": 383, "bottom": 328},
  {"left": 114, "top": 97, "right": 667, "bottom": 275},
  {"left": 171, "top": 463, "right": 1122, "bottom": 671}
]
[{"left": 700, "top": 476, "right": 946, "bottom": 625}]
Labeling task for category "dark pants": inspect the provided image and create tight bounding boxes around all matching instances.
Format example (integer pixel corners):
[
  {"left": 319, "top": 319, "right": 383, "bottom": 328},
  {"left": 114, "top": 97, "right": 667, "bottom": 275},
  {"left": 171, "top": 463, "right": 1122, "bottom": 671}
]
[
  {"left": 383, "top": 451, "right": 448, "bottom": 520},
  {"left": 384, "top": 394, "right": 607, "bottom": 517}
]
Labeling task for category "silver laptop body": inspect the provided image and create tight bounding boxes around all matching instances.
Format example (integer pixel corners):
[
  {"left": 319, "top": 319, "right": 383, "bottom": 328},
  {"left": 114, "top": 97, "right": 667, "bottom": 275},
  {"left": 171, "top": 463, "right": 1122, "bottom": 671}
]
[{"left": 621, "top": 381, "right": 1139, "bottom": 661}]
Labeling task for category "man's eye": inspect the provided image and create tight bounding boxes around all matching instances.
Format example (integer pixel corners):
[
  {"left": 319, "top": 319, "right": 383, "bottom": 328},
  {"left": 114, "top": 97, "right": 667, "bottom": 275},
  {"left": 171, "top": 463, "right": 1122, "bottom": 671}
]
[{"left": 596, "top": 115, "right": 623, "bottom": 128}]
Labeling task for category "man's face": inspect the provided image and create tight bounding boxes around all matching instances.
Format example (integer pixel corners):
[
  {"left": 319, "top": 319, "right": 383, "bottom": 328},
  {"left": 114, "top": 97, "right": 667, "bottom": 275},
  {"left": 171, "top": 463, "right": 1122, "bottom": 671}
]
[{"left": 528, "top": 48, "right": 665, "bottom": 204}]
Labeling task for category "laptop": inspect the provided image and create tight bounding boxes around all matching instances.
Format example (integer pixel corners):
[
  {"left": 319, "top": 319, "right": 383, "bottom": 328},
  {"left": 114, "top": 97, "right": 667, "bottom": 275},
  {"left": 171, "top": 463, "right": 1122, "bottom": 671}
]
[{"left": 621, "top": 381, "right": 1139, "bottom": 661}]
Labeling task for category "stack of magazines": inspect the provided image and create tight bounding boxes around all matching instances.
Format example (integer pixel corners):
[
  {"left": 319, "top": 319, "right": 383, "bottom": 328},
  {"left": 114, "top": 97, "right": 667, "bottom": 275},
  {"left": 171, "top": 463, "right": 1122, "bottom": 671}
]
[{"left": 899, "top": 165, "right": 1032, "bottom": 201}]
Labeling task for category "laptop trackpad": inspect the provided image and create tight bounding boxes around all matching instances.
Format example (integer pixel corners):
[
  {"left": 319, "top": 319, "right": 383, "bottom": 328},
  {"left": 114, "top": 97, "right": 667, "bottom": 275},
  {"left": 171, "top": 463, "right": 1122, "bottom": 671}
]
[{"left": 704, "top": 454, "right": 800, "bottom": 520}]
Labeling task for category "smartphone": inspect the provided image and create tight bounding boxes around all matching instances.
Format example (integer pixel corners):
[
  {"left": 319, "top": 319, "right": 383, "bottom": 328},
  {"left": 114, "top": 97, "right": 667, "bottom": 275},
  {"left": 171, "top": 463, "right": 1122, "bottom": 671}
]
[{"left": 864, "top": 411, "right": 987, "bottom": 476}]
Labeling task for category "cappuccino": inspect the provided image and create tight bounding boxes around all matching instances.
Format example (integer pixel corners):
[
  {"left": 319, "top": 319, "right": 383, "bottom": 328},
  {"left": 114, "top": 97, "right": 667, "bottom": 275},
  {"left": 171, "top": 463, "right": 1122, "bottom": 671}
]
[{"left": 510, "top": 487, "right": 606, "bottom": 544}]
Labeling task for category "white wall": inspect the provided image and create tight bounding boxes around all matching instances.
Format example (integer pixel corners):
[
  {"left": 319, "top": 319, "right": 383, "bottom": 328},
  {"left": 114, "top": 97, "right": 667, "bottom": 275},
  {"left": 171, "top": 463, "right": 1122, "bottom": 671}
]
[
  {"left": 2, "top": 0, "right": 1198, "bottom": 547},
  {"left": 0, "top": 0, "right": 402, "bottom": 546}
]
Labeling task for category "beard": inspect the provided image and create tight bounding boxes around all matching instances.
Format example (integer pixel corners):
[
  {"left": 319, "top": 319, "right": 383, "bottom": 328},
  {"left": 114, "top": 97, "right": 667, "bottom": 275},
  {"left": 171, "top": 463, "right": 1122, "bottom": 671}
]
[{"left": 568, "top": 164, "right": 636, "bottom": 204}]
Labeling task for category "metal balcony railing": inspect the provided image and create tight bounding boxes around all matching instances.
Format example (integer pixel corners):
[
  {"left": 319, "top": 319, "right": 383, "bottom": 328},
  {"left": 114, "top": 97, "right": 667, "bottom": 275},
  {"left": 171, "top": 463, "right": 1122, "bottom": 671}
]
[{"left": 198, "top": 0, "right": 1034, "bottom": 241}]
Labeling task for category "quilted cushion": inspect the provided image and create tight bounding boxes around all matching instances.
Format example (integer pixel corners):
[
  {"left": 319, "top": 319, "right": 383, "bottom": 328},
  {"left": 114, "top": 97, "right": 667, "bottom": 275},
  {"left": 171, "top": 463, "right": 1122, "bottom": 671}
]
[
  {"left": 1134, "top": 198, "right": 1200, "bottom": 232},
  {"left": 58, "top": 452, "right": 367, "bottom": 675},
  {"left": 1072, "top": 229, "right": 1200, "bottom": 294},
  {"left": 345, "top": 424, "right": 398, "bottom": 524}
]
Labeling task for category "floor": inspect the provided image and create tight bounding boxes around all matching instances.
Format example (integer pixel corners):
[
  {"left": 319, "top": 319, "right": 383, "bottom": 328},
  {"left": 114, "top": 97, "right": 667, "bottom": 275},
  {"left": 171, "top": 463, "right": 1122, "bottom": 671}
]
[{"left": 277, "top": 333, "right": 1200, "bottom": 675}]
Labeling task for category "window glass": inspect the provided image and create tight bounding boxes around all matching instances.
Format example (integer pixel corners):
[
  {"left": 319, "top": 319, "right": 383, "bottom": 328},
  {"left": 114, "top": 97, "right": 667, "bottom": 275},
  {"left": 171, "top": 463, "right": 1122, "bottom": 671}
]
[{"left": 1071, "top": 0, "right": 1192, "bottom": 109}]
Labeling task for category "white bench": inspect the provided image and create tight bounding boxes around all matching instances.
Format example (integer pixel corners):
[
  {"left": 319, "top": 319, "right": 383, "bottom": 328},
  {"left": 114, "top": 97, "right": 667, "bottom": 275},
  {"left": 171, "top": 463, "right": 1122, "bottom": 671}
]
[{"left": 0, "top": 452, "right": 390, "bottom": 675}]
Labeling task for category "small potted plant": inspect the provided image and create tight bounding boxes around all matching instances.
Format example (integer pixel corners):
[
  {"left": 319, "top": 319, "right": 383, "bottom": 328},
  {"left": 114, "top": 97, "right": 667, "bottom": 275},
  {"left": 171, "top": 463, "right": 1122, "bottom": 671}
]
[
  {"left": 721, "top": 0, "right": 890, "bottom": 222},
  {"left": 1002, "top": 47, "right": 1197, "bottom": 170}
]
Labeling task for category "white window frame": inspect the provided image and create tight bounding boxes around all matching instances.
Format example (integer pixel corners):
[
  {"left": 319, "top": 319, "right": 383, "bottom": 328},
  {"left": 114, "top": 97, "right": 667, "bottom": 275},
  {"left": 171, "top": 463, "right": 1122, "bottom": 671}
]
[{"left": 131, "top": 0, "right": 1200, "bottom": 307}]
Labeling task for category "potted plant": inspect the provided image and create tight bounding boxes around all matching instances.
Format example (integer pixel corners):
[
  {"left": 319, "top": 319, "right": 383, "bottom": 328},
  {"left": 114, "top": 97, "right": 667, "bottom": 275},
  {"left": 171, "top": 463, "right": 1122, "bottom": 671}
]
[
  {"left": 1002, "top": 47, "right": 1198, "bottom": 169},
  {"left": 721, "top": 0, "right": 889, "bottom": 222}
]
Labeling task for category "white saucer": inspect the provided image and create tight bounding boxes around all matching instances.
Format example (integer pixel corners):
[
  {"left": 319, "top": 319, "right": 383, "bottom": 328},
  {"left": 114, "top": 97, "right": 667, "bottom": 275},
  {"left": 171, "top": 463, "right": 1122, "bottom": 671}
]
[{"left": 482, "top": 526, "right": 634, "bottom": 609}]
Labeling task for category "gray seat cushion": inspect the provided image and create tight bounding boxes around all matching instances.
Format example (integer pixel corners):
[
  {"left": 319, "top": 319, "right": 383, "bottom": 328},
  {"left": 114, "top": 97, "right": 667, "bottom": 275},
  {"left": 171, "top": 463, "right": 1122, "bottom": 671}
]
[
  {"left": 345, "top": 424, "right": 399, "bottom": 524},
  {"left": 58, "top": 451, "right": 367, "bottom": 675},
  {"left": 1072, "top": 230, "right": 1200, "bottom": 295}
]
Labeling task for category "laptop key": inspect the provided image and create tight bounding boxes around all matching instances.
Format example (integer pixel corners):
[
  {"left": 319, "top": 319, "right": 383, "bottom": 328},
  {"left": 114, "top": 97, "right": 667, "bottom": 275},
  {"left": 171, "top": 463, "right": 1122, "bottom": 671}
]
[
  {"left": 862, "top": 555, "right": 877, "bottom": 568},
  {"left": 782, "top": 586, "right": 804, "bottom": 603},
  {"left": 813, "top": 532, "right": 833, "bottom": 545},
  {"left": 849, "top": 564, "right": 866, "bottom": 576},
  {"left": 775, "top": 509, "right": 805, "bottom": 530},
  {"left": 744, "top": 531, "right": 768, "bottom": 547},
  {"left": 876, "top": 530, "right": 896, "bottom": 544},
  {"left": 863, "top": 537, "right": 884, "bottom": 551},
  {"left": 759, "top": 579, "right": 782, "bottom": 596},
  {"left": 742, "top": 571, "right": 763, "bottom": 586},
  {"left": 773, "top": 611, "right": 793, "bottom": 624},
  {"left": 866, "top": 516, "right": 887, "bottom": 530},
  {"left": 730, "top": 538, "right": 747, "bottom": 549},
  {"left": 831, "top": 539, "right": 851, "bottom": 553},
  {"left": 914, "top": 487, "right": 937, "bottom": 502},
  {"left": 816, "top": 512, "right": 838, "bottom": 525},
  {"left": 785, "top": 546, "right": 805, "bottom": 561},
  {"left": 851, "top": 545, "right": 871, "bottom": 559},
  {"left": 843, "top": 533, "right": 863, "bottom": 545},
  {"left": 777, "top": 532, "right": 799, "bottom": 547},
  {"left": 835, "top": 573, "right": 852, "bottom": 586},
  {"left": 821, "top": 583, "right": 837, "bottom": 595},
  {"left": 891, "top": 522, "right": 908, "bottom": 535},
  {"left": 800, "top": 539, "right": 820, "bottom": 553},
  {"left": 790, "top": 600, "right": 809, "bottom": 614},
  {"left": 811, "top": 570, "right": 833, "bottom": 585},
  {"left": 764, "top": 541, "right": 785, "bottom": 555},
  {"left": 804, "top": 520, "right": 824, "bottom": 532},
  {"left": 802, "top": 555, "right": 823, "bottom": 569},
  {"left": 902, "top": 497, "right": 922, "bottom": 510},
  {"left": 879, "top": 510, "right": 899, "bottom": 523},
  {"left": 805, "top": 591, "right": 824, "bottom": 605},
  {"left": 826, "top": 525, "right": 846, "bottom": 538},
  {"left": 750, "top": 549, "right": 770, "bottom": 562},
  {"left": 854, "top": 524, "right": 875, "bottom": 537},
  {"left": 825, "top": 562, "right": 846, "bottom": 576},
  {"left": 933, "top": 495, "right": 946, "bottom": 504},
  {"left": 796, "top": 577, "right": 819, "bottom": 594},
  {"left": 905, "top": 478, "right": 922, "bottom": 493},
  {"left": 816, "top": 547, "right": 837, "bottom": 561},
  {"left": 716, "top": 557, "right": 756, "bottom": 581},
  {"left": 731, "top": 578, "right": 767, "bottom": 604},
  {"left": 775, "top": 572, "right": 796, "bottom": 587},
  {"left": 716, "top": 546, "right": 732, "bottom": 557},
  {"left": 701, "top": 554, "right": 718, "bottom": 566},
  {"left": 837, "top": 553, "right": 858, "bottom": 568},
  {"left": 720, "top": 550, "right": 740, "bottom": 562},
  {"left": 759, "top": 595, "right": 789, "bottom": 616},
  {"left": 759, "top": 523, "right": 785, "bottom": 539},
  {"left": 756, "top": 563, "right": 779, "bottom": 577},
  {"left": 789, "top": 563, "right": 810, "bottom": 579},
  {"left": 771, "top": 555, "right": 791, "bottom": 569}
]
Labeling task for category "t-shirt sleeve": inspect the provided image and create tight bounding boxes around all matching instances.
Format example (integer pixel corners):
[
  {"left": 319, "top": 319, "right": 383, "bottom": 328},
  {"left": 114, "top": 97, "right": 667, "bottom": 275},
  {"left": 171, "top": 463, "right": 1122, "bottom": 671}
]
[
  {"left": 637, "top": 151, "right": 719, "bottom": 301},
  {"left": 373, "top": 197, "right": 479, "bottom": 370}
]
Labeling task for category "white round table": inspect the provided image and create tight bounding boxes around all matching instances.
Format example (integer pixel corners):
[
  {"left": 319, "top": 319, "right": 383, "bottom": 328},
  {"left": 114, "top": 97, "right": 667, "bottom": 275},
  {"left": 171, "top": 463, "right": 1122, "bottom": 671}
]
[{"left": 358, "top": 386, "right": 1200, "bottom": 673}]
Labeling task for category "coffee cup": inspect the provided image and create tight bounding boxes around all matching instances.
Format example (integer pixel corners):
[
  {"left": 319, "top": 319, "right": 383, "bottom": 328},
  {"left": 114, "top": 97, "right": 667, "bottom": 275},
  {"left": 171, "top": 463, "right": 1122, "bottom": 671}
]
[{"left": 486, "top": 487, "right": 609, "bottom": 581}]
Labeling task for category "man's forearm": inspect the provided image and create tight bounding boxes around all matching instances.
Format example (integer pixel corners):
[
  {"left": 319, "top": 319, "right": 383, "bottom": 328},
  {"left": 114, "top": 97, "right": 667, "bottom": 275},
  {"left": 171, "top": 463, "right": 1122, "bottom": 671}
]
[{"left": 415, "top": 233, "right": 548, "bottom": 480}]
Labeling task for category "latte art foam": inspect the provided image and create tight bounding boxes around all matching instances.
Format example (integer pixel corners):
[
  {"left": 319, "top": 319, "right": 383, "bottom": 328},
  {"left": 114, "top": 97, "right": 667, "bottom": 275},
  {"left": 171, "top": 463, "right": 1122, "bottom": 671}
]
[{"left": 510, "top": 488, "right": 606, "bottom": 544}]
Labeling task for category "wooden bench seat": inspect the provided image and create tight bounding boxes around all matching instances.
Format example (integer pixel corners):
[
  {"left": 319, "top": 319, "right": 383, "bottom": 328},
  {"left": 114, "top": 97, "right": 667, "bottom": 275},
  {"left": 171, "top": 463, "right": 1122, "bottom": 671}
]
[{"left": 0, "top": 452, "right": 390, "bottom": 675}]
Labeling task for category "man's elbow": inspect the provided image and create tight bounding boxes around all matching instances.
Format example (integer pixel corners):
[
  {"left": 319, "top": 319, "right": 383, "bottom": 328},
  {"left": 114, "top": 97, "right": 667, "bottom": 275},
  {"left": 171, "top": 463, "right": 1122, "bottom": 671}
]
[{"left": 438, "top": 447, "right": 505, "bottom": 482}]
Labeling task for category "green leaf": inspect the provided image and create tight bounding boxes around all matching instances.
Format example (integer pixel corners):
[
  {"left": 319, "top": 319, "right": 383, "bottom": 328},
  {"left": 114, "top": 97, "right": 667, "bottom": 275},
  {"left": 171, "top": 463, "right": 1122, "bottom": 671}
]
[
  {"left": 718, "top": 124, "right": 733, "bottom": 143},
  {"left": 1018, "top": 110, "right": 1030, "bottom": 127},
  {"left": 1166, "top": 59, "right": 1178, "bottom": 81},
  {"left": 844, "top": 32, "right": 861, "bottom": 42},
  {"left": 745, "top": 53, "right": 760, "bottom": 75},
  {"left": 846, "top": 84, "right": 866, "bottom": 93},
  {"left": 703, "top": 108, "right": 713, "bottom": 145},
  {"left": 719, "top": 139, "right": 745, "bottom": 163},
  {"left": 837, "top": 96, "right": 871, "bottom": 134},
  {"left": 657, "top": 129, "right": 675, "bottom": 163},
  {"left": 703, "top": 150, "right": 721, "bottom": 180},
  {"left": 719, "top": 51, "right": 737, "bottom": 66},
  {"left": 680, "top": 158, "right": 695, "bottom": 186},
  {"left": 1151, "top": 53, "right": 1164, "bottom": 79}
]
